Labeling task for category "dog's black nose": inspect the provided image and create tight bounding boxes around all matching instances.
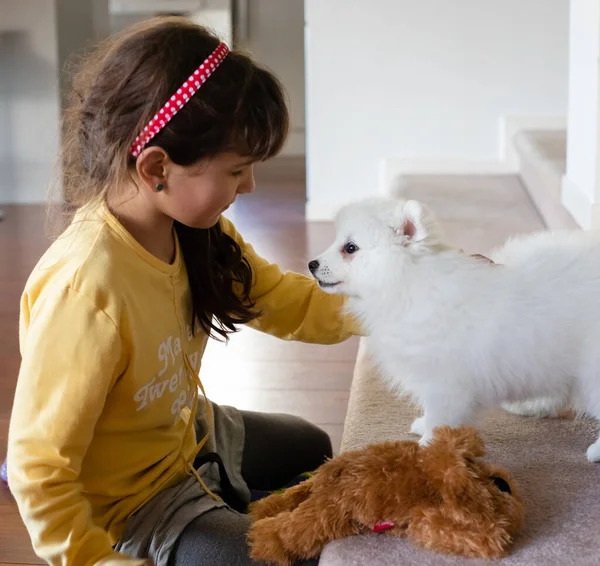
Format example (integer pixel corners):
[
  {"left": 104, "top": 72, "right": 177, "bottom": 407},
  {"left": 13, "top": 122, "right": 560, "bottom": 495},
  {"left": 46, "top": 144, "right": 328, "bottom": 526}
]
[
  {"left": 490, "top": 476, "right": 512, "bottom": 495},
  {"left": 308, "top": 260, "right": 320, "bottom": 273}
]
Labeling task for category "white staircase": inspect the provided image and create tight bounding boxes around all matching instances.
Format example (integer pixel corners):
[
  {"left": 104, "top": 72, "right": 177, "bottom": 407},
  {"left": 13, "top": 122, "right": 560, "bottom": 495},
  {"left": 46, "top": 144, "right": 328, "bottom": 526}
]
[{"left": 513, "top": 129, "right": 578, "bottom": 230}]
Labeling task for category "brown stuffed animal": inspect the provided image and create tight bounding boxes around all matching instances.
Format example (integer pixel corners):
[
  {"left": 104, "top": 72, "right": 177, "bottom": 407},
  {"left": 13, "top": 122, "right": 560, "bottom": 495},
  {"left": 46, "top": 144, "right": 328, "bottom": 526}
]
[{"left": 248, "top": 426, "right": 523, "bottom": 565}]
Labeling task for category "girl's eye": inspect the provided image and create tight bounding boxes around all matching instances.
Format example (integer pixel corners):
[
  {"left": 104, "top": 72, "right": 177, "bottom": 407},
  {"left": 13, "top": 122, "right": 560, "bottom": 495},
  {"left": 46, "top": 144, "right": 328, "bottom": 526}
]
[
  {"left": 231, "top": 170, "right": 243, "bottom": 177},
  {"left": 344, "top": 242, "right": 359, "bottom": 254}
]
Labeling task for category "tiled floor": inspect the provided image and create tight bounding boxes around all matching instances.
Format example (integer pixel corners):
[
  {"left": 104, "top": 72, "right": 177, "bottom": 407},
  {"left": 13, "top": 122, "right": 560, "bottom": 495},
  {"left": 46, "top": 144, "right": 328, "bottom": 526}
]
[{"left": 0, "top": 166, "right": 544, "bottom": 564}]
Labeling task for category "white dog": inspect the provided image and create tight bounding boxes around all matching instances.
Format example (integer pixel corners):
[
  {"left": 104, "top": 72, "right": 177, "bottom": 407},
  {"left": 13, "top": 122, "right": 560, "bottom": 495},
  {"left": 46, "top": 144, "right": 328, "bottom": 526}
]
[{"left": 309, "top": 197, "right": 600, "bottom": 462}]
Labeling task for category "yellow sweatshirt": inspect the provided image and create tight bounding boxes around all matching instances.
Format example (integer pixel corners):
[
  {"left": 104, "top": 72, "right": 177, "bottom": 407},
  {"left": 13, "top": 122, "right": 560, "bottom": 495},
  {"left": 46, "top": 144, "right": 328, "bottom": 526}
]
[{"left": 8, "top": 201, "right": 356, "bottom": 566}]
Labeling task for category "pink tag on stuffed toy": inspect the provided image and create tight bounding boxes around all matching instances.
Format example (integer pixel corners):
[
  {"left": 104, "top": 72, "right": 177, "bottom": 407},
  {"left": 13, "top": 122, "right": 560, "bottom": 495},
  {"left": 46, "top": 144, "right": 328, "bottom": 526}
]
[{"left": 373, "top": 521, "right": 395, "bottom": 533}]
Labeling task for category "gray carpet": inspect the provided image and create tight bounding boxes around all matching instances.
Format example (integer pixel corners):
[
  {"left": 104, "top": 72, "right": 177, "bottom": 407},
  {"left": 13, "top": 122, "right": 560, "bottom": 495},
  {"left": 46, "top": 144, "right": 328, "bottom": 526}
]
[{"left": 319, "top": 340, "right": 600, "bottom": 566}]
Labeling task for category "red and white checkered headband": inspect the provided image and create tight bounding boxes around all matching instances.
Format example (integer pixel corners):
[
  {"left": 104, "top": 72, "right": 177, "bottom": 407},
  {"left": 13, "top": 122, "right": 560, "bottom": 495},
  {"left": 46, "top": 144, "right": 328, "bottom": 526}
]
[{"left": 129, "top": 42, "right": 230, "bottom": 158}]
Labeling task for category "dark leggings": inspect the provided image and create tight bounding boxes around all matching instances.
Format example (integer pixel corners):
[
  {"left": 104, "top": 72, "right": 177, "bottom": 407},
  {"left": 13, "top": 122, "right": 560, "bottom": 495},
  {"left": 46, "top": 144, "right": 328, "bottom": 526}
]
[{"left": 169, "top": 411, "right": 333, "bottom": 566}]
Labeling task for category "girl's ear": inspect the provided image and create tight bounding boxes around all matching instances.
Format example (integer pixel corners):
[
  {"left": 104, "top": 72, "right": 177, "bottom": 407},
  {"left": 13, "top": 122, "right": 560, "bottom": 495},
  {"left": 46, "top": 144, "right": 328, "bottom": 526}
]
[{"left": 135, "top": 146, "right": 170, "bottom": 191}]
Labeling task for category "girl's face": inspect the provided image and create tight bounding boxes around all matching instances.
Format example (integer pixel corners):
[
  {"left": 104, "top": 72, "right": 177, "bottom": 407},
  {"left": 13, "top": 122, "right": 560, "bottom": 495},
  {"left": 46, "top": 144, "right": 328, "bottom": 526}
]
[{"left": 160, "top": 152, "right": 256, "bottom": 229}]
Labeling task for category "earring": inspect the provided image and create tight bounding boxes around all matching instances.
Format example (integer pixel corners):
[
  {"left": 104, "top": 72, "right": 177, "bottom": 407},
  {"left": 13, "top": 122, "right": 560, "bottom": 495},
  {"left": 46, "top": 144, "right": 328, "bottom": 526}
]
[{"left": 156, "top": 183, "right": 164, "bottom": 191}]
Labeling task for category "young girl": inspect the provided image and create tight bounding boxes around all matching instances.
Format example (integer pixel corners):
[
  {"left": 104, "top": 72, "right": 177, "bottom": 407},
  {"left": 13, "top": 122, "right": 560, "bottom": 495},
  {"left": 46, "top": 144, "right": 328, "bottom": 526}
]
[{"left": 7, "top": 17, "right": 358, "bottom": 566}]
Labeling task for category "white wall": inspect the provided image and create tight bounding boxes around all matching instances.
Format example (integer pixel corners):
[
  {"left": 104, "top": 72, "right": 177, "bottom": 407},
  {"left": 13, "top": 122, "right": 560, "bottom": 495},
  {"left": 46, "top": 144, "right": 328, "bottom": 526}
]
[
  {"left": 0, "top": 0, "right": 109, "bottom": 204},
  {"left": 110, "top": 0, "right": 233, "bottom": 45},
  {"left": 240, "top": 0, "right": 305, "bottom": 156},
  {"left": 305, "top": 0, "right": 569, "bottom": 219},
  {"left": 0, "top": 0, "right": 61, "bottom": 204},
  {"left": 561, "top": 0, "right": 600, "bottom": 229},
  {"left": 56, "top": 0, "right": 109, "bottom": 105}
]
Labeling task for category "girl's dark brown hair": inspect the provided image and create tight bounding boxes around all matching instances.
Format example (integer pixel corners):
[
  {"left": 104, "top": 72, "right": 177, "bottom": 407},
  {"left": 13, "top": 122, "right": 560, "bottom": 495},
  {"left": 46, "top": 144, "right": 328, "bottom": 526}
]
[{"left": 59, "top": 17, "right": 289, "bottom": 340}]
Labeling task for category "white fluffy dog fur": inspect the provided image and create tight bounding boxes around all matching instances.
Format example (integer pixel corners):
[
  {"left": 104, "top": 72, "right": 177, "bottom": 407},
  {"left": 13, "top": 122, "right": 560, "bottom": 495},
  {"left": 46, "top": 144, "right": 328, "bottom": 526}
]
[{"left": 309, "top": 197, "right": 600, "bottom": 462}]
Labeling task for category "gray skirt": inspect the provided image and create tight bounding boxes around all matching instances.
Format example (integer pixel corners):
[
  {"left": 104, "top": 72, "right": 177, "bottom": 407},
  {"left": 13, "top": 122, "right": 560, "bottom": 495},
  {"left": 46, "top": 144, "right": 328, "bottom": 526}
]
[{"left": 114, "top": 400, "right": 250, "bottom": 566}]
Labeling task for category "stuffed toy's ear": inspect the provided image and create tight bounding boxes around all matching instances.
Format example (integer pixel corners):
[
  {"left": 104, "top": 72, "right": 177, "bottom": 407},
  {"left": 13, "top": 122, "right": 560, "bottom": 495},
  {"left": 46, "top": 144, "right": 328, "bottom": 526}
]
[
  {"left": 392, "top": 200, "right": 429, "bottom": 244},
  {"left": 420, "top": 426, "right": 486, "bottom": 495}
]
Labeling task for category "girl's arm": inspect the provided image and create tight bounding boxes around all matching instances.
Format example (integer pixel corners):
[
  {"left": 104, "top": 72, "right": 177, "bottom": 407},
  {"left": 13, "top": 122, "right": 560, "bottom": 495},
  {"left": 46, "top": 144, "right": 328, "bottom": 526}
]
[
  {"left": 220, "top": 216, "right": 362, "bottom": 343},
  {"left": 8, "top": 287, "right": 146, "bottom": 566}
]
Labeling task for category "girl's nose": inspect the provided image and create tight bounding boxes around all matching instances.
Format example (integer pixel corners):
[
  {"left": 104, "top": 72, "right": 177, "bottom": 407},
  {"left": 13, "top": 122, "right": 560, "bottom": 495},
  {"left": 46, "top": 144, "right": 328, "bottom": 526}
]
[{"left": 238, "top": 167, "right": 255, "bottom": 194}]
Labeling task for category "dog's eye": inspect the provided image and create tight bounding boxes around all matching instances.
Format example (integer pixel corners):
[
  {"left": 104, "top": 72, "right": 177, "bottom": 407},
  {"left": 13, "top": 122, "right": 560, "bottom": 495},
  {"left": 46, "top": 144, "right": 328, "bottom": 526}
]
[{"left": 344, "top": 242, "right": 359, "bottom": 255}]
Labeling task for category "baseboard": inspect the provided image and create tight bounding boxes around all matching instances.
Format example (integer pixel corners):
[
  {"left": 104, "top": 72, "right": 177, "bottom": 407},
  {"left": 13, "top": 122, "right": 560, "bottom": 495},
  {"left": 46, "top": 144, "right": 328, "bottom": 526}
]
[{"left": 561, "top": 175, "right": 593, "bottom": 230}]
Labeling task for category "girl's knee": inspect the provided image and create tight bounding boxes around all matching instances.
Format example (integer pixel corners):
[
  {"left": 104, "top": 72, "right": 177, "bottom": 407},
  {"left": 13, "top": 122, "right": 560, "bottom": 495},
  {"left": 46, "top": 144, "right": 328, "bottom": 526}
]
[{"left": 171, "top": 508, "right": 254, "bottom": 566}]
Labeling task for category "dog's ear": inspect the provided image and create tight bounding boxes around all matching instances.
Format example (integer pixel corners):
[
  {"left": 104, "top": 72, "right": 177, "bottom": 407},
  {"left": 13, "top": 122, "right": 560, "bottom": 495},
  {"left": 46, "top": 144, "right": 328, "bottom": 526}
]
[
  {"left": 392, "top": 200, "right": 428, "bottom": 244},
  {"left": 420, "top": 426, "right": 486, "bottom": 495}
]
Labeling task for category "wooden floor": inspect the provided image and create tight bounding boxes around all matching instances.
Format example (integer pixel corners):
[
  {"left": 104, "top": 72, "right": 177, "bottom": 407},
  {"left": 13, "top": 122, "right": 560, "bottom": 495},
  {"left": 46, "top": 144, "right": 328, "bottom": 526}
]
[
  {"left": 0, "top": 159, "right": 359, "bottom": 564},
  {"left": 0, "top": 165, "right": 545, "bottom": 564},
  {"left": 1, "top": 204, "right": 51, "bottom": 565}
]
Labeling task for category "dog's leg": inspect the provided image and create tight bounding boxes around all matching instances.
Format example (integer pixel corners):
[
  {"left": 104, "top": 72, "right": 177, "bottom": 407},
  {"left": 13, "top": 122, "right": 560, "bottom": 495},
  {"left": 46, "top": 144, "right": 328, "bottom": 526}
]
[
  {"left": 583, "top": 400, "right": 600, "bottom": 463},
  {"left": 575, "top": 348, "right": 600, "bottom": 462},
  {"left": 587, "top": 439, "right": 600, "bottom": 463},
  {"left": 501, "top": 397, "right": 566, "bottom": 418},
  {"left": 416, "top": 394, "right": 476, "bottom": 446}
]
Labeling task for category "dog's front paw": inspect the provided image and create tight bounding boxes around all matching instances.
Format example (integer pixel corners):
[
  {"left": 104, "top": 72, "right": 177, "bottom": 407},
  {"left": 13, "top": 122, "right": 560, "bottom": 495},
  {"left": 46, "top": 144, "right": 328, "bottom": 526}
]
[
  {"left": 586, "top": 441, "right": 600, "bottom": 463},
  {"left": 410, "top": 417, "right": 426, "bottom": 437},
  {"left": 248, "top": 516, "right": 293, "bottom": 566}
]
